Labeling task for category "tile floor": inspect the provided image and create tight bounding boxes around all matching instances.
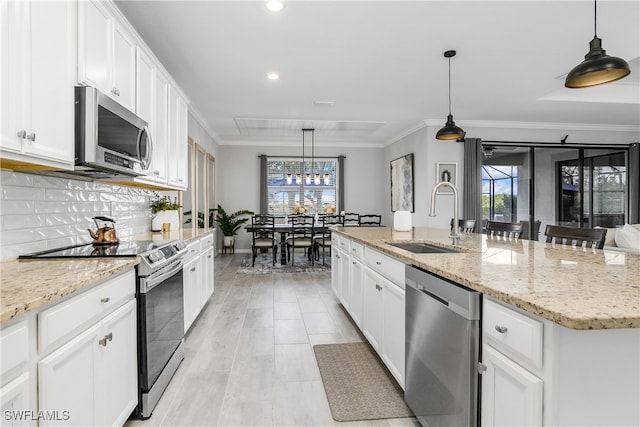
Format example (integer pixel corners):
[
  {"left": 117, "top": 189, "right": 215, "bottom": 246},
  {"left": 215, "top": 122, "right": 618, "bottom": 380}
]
[{"left": 126, "top": 254, "right": 419, "bottom": 427}]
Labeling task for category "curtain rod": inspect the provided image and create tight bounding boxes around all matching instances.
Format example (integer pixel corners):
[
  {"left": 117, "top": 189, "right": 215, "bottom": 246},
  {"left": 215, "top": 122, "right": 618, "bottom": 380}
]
[{"left": 480, "top": 140, "right": 634, "bottom": 149}]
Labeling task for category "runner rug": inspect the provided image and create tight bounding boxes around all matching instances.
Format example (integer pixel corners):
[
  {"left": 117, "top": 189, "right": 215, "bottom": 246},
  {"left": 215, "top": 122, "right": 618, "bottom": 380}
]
[{"left": 313, "top": 342, "right": 413, "bottom": 422}]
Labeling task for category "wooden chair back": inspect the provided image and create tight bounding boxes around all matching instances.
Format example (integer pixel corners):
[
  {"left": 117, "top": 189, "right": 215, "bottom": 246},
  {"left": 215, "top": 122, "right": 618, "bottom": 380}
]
[
  {"left": 359, "top": 214, "right": 382, "bottom": 226},
  {"left": 544, "top": 225, "right": 606, "bottom": 249},
  {"left": 451, "top": 219, "right": 476, "bottom": 233},
  {"left": 486, "top": 221, "right": 523, "bottom": 238}
]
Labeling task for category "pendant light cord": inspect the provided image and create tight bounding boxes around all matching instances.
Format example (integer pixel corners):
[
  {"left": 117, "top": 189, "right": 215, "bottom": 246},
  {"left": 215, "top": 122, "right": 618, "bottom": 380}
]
[
  {"left": 594, "top": 0, "right": 597, "bottom": 37},
  {"left": 448, "top": 56, "right": 452, "bottom": 115}
]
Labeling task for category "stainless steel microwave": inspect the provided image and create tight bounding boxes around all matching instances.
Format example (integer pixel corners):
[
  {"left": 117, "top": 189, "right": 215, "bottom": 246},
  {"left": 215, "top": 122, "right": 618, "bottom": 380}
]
[{"left": 74, "top": 86, "right": 152, "bottom": 177}]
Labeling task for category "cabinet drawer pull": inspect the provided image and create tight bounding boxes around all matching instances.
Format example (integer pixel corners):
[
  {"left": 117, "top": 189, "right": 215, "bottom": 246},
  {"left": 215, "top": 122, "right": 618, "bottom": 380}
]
[
  {"left": 17, "top": 129, "right": 26, "bottom": 139},
  {"left": 26, "top": 132, "right": 36, "bottom": 142},
  {"left": 154, "top": 170, "right": 160, "bottom": 175},
  {"left": 105, "top": 332, "right": 113, "bottom": 342},
  {"left": 352, "top": 261, "right": 356, "bottom": 265},
  {"left": 495, "top": 325, "right": 508, "bottom": 333},
  {"left": 208, "top": 255, "right": 212, "bottom": 259},
  {"left": 99, "top": 337, "right": 107, "bottom": 347},
  {"left": 111, "top": 88, "right": 120, "bottom": 96},
  {"left": 376, "top": 261, "right": 382, "bottom": 265},
  {"left": 190, "top": 267, "right": 196, "bottom": 272},
  {"left": 100, "top": 297, "right": 110, "bottom": 303}
]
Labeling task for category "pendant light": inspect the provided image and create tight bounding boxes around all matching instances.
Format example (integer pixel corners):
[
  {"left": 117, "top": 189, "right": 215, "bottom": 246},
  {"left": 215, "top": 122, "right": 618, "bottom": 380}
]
[
  {"left": 296, "top": 130, "right": 305, "bottom": 184},
  {"left": 565, "top": 0, "right": 630, "bottom": 88},
  {"left": 436, "top": 50, "right": 465, "bottom": 141}
]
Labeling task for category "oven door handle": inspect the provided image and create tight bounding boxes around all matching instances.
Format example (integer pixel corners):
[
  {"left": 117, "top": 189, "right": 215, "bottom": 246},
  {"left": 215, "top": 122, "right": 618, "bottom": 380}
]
[{"left": 141, "top": 259, "right": 184, "bottom": 293}]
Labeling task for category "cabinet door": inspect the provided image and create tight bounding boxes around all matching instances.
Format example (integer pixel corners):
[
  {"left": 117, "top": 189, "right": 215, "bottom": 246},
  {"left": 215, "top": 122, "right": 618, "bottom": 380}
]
[
  {"left": 78, "top": 0, "right": 110, "bottom": 92},
  {"left": 3, "top": 0, "right": 24, "bottom": 152},
  {"left": 183, "top": 255, "right": 199, "bottom": 333},
  {"left": 202, "top": 246, "right": 215, "bottom": 303},
  {"left": 481, "top": 344, "right": 542, "bottom": 427},
  {"left": 349, "top": 257, "right": 364, "bottom": 328},
  {"left": 381, "top": 279, "right": 405, "bottom": 388},
  {"left": 0, "top": 373, "right": 31, "bottom": 427},
  {"left": 96, "top": 299, "right": 137, "bottom": 427},
  {"left": 39, "top": 323, "right": 101, "bottom": 426},
  {"left": 111, "top": 23, "right": 136, "bottom": 111},
  {"left": 331, "top": 246, "right": 341, "bottom": 298},
  {"left": 25, "top": 0, "right": 75, "bottom": 163},
  {"left": 362, "top": 267, "right": 383, "bottom": 351},
  {"left": 167, "top": 85, "right": 187, "bottom": 188},
  {"left": 152, "top": 70, "right": 169, "bottom": 181},
  {"left": 338, "top": 248, "right": 350, "bottom": 310}
]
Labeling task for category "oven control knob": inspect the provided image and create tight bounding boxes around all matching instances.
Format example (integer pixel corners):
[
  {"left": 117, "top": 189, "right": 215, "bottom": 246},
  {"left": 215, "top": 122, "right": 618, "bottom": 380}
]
[{"left": 147, "top": 251, "right": 163, "bottom": 263}]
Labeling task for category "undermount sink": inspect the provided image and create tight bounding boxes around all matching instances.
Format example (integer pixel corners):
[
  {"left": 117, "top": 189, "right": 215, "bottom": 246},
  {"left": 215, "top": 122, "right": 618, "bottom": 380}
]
[{"left": 387, "top": 242, "right": 460, "bottom": 254}]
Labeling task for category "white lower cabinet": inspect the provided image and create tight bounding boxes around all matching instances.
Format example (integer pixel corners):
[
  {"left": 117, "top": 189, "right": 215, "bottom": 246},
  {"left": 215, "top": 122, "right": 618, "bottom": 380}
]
[
  {"left": 348, "top": 257, "right": 364, "bottom": 328},
  {"left": 0, "top": 373, "right": 31, "bottom": 427},
  {"left": 481, "top": 344, "right": 542, "bottom": 427},
  {"left": 38, "top": 299, "right": 137, "bottom": 426},
  {"left": 362, "top": 266, "right": 405, "bottom": 387},
  {"left": 184, "top": 233, "right": 215, "bottom": 333}
]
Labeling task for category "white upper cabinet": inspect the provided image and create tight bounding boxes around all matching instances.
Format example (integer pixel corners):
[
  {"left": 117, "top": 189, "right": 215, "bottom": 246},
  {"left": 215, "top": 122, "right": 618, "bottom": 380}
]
[
  {"left": 78, "top": 0, "right": 135, "bottom": 112},
  {"left": 1, "top": 0, "right": 75, "bottom": 167},
  {"left": 167, "top": 84, "right": 188, "bottom": 189}
]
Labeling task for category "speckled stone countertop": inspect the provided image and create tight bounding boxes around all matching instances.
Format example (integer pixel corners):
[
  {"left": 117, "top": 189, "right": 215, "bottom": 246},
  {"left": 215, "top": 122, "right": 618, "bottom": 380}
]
[
  {"left": 0, "top": 228, "right": 215, "bottom": 325},
  {"left": 333, "top": 227, "right": 640, "bottom": 330}
]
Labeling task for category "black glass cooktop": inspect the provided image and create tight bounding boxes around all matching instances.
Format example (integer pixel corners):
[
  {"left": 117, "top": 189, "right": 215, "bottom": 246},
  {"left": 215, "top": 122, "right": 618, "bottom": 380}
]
[{"left": 18, "top": 240, "right": 170, "bottom": 259}]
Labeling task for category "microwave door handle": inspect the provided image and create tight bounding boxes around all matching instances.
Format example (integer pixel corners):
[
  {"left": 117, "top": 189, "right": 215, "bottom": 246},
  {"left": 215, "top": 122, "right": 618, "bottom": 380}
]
[{"left": 138, "top": 126, "right": 153, "bottom": 170}]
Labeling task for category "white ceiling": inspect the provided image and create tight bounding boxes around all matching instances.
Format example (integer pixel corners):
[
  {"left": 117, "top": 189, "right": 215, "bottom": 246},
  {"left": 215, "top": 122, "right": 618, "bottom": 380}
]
[{"left": 115, "top": 0, "right": 640, "bottom": 146}]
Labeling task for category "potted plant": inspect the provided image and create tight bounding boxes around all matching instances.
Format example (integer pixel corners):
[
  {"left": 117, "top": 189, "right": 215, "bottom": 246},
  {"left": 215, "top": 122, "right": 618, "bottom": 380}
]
[
  {"left": 211, "top": 205, "right": 254, "bottom": 248},
  {"left": 150, "top": 193, "right": 181, "bottom": 232}
]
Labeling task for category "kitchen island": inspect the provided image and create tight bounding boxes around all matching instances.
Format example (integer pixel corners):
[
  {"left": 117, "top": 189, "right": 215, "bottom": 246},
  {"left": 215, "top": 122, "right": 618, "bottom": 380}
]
[{"left": 331, "top": 226, "right": 639, "bottom": 427}]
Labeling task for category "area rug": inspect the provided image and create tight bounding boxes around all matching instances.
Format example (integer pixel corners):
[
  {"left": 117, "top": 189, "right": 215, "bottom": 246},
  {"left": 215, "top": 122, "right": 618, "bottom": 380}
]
[
  {"left": 237, "top": 253, "right": 330, "bottom": 274},
  {"left": 313, "top": 342, "right": 413, "bottom": 422}
]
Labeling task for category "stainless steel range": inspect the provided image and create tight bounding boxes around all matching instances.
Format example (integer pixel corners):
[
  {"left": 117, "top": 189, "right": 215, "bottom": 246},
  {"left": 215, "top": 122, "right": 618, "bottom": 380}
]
[{"left": 19, "top": 239, "right": 188, "bottom": 419}]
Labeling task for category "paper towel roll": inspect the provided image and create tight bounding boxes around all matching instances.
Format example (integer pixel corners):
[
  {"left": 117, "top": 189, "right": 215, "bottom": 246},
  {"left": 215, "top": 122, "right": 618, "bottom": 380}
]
[{"left": 393, "top": 211, "right": 412, "bottom": 231}]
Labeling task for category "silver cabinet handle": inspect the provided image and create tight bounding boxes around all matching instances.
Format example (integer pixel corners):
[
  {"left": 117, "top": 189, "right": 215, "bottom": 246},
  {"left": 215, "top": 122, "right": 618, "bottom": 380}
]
[
  {"left": 376, "top": 261, "right": 382, "bottom": 265},
  {"left": 100, "top": 297, "right": 110, "bottom": 303},
  {"left": 111, "top": 88, "right": 120, "bottom": 96},
  {"left": 190, "top": 267, "right": 196, "bottom": 272},
  {"left": 352, "top": 261, "right": 356, "bottom": 265},
  {"left": 477, "top": 363, "right": 487, "bottom": 374},
  {"left": 495, "top": 325, "right": 508, "bottom": 333},
  {"left": 99, "top": 337, "right": 107, "bottom": 347},
  {"left": 105, "top": 332, "right": 113, "bottom": 342},
  {"left": 208, "top": 255, "right": 212, "bottom": 259},
  {"left": 26, "top": 132, "right": 36, "bottom": 141},
  {"left": 375, "top": 284, "right": 382, "bottom": 291},
  {"left": 16, "top": 129, "right": 26, "bottom": 139},
  {"left": 154, "top": 171, "right": 160, "bottom": 175}
]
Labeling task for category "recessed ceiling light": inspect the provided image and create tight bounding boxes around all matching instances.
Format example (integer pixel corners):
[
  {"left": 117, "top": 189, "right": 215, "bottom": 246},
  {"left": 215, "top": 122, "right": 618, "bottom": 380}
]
[
  {"left": 266, "top": 1, "right": 284, "bottom": 12},
  {"left": 267, "top": 72, "right": 279, "bottom": 80}
]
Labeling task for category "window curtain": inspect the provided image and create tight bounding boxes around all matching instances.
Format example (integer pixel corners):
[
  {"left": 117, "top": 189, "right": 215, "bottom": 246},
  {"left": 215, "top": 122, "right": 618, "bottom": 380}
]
[
  {"left": 463, "top": 138, "right": 483, "bottom": 231},
  {"left": 629, "top": 143, "right": 639, "bottom": 224},
  {"left": 338, "top": 155, "right": 345, "bottom": 212},
  {"left": 259, "top": 155, "right": 267, "bottom": 214}
]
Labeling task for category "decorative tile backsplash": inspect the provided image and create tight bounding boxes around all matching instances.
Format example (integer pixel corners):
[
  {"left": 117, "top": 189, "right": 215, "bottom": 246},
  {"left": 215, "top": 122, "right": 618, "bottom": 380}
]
[{"left": 0, "top": 170, "right": 156, "bottom": 260}]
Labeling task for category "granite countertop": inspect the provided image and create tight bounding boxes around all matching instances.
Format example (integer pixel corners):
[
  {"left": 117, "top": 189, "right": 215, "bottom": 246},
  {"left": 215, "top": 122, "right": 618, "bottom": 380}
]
[
  {"left": 332, "top": 226, "right": 640, "bottom": 330},
  {"left": 0, "top": 228, "right": 215, "bottom": 325}
]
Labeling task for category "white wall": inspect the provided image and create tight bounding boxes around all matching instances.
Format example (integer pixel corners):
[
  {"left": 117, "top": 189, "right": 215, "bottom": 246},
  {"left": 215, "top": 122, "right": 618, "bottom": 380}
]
[
  {"left": 218, "top": 144, "right": 385, "bottom": 250},
  {"left": 383, "top": 124, "right": 465, "bottom": 231}
]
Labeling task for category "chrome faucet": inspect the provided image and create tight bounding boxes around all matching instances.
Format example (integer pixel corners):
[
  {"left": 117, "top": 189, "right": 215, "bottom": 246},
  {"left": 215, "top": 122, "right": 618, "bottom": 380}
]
[{"left": 429, "top": 181, "right": 460, "bottom": 241}]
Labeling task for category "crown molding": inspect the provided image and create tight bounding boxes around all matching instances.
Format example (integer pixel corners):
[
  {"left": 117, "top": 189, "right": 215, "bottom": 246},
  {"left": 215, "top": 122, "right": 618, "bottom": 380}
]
[{"left": 216, "top": 137, "right": 384, "bottom": 148}]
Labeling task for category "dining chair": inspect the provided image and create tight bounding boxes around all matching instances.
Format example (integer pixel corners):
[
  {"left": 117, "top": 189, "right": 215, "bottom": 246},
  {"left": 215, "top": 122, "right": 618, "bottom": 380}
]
[
  {"left": 451, "top": 218, "right": 476, "bottom": 233},
  {"left": 250, "top": 215, "right": 277, "bottom": 266},
  {"left": 359, "top": 214, "right": 382, "bottom": 226},
  {"left": 286, "top": 215, "right": 315, "bottom": 265},
  {"left": 544, "top": 225, "right": 606, "bottom": 249},
  {"left": 342, "top": 212, "right": 360, "bottom": 226},
  {"left": 313, "top": 214, "right": 341, "bottom": 264},
  {"left": 486, "top": 221, "right": 523, "bottom": 239}
]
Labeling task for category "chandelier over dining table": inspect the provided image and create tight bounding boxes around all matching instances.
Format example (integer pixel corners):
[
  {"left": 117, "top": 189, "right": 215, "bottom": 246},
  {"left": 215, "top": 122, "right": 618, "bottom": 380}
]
[{"left": 286, "top": 128, "right": 330, "bottom": 185}]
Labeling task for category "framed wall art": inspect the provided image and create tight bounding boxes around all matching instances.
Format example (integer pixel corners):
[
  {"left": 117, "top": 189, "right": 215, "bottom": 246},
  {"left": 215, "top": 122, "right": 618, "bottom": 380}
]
[
  {"left": 390, "top": 153, "right": 414, "bottom": 212},
  {"left": 436, "top": 162, "right": 457, "bottom": 194}
]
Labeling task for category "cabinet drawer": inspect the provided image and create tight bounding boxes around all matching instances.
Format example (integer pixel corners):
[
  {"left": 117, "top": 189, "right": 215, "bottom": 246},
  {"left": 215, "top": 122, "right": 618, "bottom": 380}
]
[
  {"left": 349, "top": 240, "right": 364, "bottom": 260},
  {"left": 483, "top": 299, "right": 543, "bottom": 369},
  {"left": 200, "top": 232, "right": 214, "bottom": 250},
  {"left": 335, "top": 234, "right": 350, "bottom": 252},
  {"left": 364, "top": 248, "right": 404, "bottom": 288},
  {"left": 38, "top": 270, "right": 135, "bottom": 354},
  {"left": 184, "top": 239, "right": 200, "bottom": 262},
  {"left": 0, "top": 320, "right": 29, "bottom": 383}
]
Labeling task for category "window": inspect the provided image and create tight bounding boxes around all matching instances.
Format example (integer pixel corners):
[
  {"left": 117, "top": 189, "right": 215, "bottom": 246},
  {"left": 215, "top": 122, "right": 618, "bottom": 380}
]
[
  {"left": 482, "top": 165, "right": 519, "bottom": 223},
  {"left": 266, "top": 157, "right": 338, "bottom": 215}
]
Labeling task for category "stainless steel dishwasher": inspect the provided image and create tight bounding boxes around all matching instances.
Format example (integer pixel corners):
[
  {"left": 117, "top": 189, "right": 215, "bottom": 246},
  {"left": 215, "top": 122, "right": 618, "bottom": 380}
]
[{"left": 405, "top": 265, "right": 481, "bottom": 427}]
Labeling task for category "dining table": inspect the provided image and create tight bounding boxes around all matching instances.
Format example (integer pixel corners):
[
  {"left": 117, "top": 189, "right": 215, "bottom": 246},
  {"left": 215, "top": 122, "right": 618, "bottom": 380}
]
[{"left": 245, "top": 219, "right": 330, "bottom": 265}]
